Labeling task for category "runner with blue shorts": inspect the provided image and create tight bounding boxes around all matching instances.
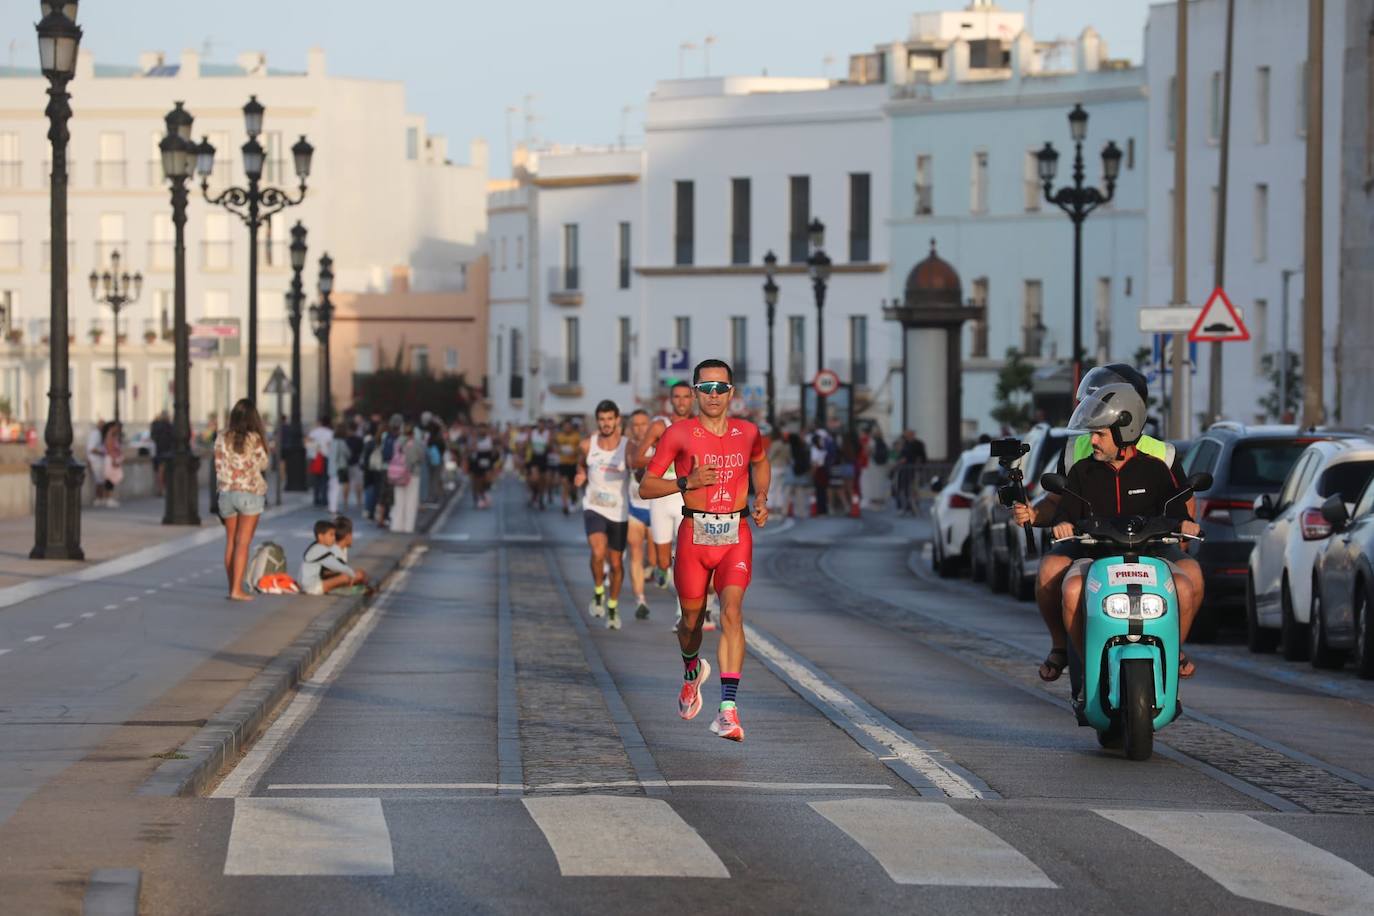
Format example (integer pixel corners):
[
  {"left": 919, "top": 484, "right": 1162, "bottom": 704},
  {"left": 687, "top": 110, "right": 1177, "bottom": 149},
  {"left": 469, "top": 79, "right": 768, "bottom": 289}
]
[{"left": 626, "top": 409, "right": 653, "bottom": 619}]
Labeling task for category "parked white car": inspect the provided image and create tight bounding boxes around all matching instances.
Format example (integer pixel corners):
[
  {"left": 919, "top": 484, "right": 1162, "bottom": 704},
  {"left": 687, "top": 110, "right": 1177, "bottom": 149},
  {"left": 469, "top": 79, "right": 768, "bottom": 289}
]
[
  {"left": 929, "top": 443, "right": 991, "bottom": 578},
  {"left": 1248, "top": 438, "right": 1374, "bottom": 661}
]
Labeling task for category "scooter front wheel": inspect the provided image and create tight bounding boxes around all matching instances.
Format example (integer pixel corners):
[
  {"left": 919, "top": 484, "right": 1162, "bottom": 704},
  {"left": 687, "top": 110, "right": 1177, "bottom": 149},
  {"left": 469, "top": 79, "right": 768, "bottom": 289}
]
[{"left": 1121, "top": 658, "right": 1156, "bottom": 762}]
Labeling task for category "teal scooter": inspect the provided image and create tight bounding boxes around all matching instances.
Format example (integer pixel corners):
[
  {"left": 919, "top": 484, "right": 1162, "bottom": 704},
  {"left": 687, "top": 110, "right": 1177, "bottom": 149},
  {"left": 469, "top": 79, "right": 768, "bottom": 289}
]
[{"left": 1040, "top": 472, "right": 1212, "bottom": 761}]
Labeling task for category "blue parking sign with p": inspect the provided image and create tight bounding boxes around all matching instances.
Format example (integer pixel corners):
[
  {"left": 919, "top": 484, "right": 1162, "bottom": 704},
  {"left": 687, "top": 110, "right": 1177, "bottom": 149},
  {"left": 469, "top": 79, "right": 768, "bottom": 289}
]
[{"left": 658, "top": 348, "right": 690, "bottom": 372}]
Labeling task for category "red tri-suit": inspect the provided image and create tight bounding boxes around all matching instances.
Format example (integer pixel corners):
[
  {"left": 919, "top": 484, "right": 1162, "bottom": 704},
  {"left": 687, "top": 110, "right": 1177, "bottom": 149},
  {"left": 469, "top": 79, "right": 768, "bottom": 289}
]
[{"left": 647, "top": 417, "right": 765, "bottom": 600}]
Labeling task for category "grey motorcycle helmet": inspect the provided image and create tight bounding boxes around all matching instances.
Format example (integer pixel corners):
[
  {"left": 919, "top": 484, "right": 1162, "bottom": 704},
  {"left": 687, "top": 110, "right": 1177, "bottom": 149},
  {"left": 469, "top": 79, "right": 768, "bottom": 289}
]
[
  {"left": 1075, "top": 363, "right": 1149, "bottom": 404},
  {"left": 1066, "top": 382, "right": 1147, "bottom": 447}
]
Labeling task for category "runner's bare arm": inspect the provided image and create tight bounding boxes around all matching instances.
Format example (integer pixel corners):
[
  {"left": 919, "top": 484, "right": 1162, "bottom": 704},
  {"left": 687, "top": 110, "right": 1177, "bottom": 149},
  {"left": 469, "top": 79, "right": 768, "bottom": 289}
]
[
  {"left": 640, "top": 427, "right": 687, "bottom": 499},
  {"left": 629, "top": 419, "right": 666, "bottom": 470},
  {"left": 750, "top": 449, "right": 771, "bottom": 528},
  {"left": 573, "top": 437, "right": 591, "bottom": 488}
]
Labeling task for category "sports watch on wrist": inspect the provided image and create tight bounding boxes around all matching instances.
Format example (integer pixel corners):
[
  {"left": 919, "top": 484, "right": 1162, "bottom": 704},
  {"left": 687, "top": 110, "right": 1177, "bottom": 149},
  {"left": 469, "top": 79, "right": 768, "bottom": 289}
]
[{"left": 676, "top": 475, "right": 689, "bottom": 494}]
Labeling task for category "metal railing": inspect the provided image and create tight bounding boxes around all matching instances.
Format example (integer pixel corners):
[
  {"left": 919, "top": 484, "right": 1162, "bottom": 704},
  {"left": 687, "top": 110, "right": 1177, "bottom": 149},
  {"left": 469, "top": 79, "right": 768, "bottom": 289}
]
[
  {"left": 915, "top": 184, "right": 933, "bottom": 216},
  {"left": 674, "top": 238, "right": 694, "bottom": 266},
  {"left": 201, "top": 240, "right": 232, "bottom": 271},
  {"left": 258, "top": 240, "right": 288, "bottom": 270},
  {"left": 547, "top": 265, "right": 580, "bottom": 292},
  {"left": 849, "top": 236, "right": 870, "bottom": 263},
  {"left": 789, "top": 234, "right": 808, "bottom": 263},
  {"left": 731, "top": 236, "right": 750, "bottom": 265},
  {"left": 94, "top": 160, "right": 127, "bottom": 189}
]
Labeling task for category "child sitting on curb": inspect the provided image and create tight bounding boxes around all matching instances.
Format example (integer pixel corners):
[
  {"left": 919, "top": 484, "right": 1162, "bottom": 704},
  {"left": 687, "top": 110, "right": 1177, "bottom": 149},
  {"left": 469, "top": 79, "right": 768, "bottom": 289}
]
[
  {"left": 299, "top": 519, "right": 368, "bottom": 596},
  {"left": 332, "top": 515, "right": 374, "bottom": 595}
]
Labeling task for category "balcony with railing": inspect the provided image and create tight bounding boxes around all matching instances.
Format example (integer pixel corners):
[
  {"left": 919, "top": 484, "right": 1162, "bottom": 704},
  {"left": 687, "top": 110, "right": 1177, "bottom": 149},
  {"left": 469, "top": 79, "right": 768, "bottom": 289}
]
[
  {"left": 789, "top": 234, "right": 808, "bottom": 263},
  {"left": 147, "top": 240, "right": 174, "bottom": 272},
  {"left": 0, "top": 241, "right": 20, "bottom": 271},
  {"left": 547, "top": 265, "right": 582, "bottom": 306},
  {"left": 201, "top": 240, "right": 232, "bottom": 271},
  {"left": 258, "top": 239, "right": 289, "bottom": 271},
  {"left": 1022, "top": 321, "right": 1047, "bottom": 358},
  {"left": 94, "top": 160, "right": 127, "bottom": 189},
  {"left": 730, "top": 235, "right": 750, "bottom": 265},
  {"left": 0, "top": 162, "right": 20, "bottom": 189},
  {"left": 509, "top": 374, "right": 524, "bottom": 402},
  {"left": 543, "top": 355, "right": 582, "bottom": 398}
]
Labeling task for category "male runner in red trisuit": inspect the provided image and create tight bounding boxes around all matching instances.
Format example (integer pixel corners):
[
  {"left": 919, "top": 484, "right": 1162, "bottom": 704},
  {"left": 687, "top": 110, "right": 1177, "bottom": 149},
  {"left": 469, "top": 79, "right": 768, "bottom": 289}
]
[{"left": 640, "top": 359, "right": 769, "bottom": 742}]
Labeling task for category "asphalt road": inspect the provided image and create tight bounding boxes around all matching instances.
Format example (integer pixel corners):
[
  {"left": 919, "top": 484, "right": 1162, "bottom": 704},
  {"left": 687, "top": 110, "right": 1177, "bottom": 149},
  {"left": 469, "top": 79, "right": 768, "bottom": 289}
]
[{"left": 142, "top": 478, "right": 1374, "bottom": 915}]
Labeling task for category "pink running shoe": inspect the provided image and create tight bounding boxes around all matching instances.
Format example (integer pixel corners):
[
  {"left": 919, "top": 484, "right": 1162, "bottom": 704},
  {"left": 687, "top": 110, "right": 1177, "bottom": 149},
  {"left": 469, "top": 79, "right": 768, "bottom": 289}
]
[
  {"left": 677, "top": 658, "right": 711, "bottom": 720},
  {"left": 709, "top": 706, "right": 744, "bottom": 742}
]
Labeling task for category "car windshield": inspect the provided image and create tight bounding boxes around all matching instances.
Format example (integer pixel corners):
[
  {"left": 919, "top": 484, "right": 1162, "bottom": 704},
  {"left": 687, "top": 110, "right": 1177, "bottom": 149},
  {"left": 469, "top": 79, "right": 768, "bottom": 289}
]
[
  {"left": 1227, "top": 439, "right": 1316, "bottom": 490},
  {"left": 1316, "top": 460, "right": 1374, "bottom": 500}
]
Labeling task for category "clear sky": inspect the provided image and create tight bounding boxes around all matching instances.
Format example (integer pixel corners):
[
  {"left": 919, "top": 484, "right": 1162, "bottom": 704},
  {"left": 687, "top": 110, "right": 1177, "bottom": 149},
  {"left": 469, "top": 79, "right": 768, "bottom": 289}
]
[{"left": 5, "top": 1, "right": 1151, "bottom": 174}]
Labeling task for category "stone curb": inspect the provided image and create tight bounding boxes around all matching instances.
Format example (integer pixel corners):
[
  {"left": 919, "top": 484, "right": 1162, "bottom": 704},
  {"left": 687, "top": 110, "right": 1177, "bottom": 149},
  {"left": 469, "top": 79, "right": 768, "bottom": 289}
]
[{"left": 137, "top": 487, "right": 460, "bottom": 799}]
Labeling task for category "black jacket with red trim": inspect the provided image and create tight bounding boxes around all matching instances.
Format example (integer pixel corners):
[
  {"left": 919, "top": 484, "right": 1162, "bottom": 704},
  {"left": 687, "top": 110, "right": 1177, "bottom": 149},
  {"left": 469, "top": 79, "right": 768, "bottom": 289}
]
[{"left": 1051, "top": 445, "right": 1190, "bottom": 525}]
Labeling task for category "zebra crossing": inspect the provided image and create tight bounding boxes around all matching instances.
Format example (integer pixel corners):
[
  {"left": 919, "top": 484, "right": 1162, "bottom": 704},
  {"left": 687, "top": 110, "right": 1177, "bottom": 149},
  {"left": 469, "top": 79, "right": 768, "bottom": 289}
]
[{"left": 222, "top": 794, "right": 1374, "bottom": 913}]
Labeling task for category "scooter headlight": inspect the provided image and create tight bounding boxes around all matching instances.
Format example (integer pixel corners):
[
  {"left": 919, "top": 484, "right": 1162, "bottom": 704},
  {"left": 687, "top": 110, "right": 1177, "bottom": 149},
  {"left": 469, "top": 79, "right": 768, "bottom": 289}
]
[
  {"left": 1102, "top": 594, "right": 1132, "bottom": 618},
  {"left": 1139, "top": 594, "right": 1166, "bottom": 619}
]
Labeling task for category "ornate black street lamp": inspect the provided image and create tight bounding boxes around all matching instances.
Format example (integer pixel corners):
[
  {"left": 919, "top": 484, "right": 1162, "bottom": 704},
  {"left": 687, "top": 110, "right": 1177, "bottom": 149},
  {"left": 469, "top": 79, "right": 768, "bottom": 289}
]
[
  {"left": 160, "top": 101, "right": 200, "bottom": 525},
  {"left": 31, "top": 0, "right": 85, "bottom": 559},
  {"left": 89, "top": 250, "right": 141, "bottom": 424},
  {"left": 282, "top": 221, "right": 308, "bottom": 490},
  {"left": 807, "top": 218, "right": 832, "bottom": 427},
  {"left": 308, "top": 253, "right": 334, "bottom": 422},
  {"left": 196, "top": 96, "right": 312, "bottom": 403},
  {"left": 1037, "top": 103, "right": 1123, "bottom": 392},
  {"left": 762, "top": 249, "right": 779, "bottom": 429}
]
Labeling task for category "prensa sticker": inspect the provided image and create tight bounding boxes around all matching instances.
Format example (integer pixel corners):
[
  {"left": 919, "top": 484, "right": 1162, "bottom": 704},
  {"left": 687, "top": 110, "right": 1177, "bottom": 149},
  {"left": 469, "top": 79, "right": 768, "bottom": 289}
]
[{"left": 1106, "top": 563, "right": 1158, "bottom": 586}]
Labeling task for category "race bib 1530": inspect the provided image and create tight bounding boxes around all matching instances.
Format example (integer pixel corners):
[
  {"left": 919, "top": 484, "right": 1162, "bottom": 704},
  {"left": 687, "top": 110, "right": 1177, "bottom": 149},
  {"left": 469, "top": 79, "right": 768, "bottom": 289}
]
[{"left": 691, "top": 513, "right": 740, "bottom": 546}]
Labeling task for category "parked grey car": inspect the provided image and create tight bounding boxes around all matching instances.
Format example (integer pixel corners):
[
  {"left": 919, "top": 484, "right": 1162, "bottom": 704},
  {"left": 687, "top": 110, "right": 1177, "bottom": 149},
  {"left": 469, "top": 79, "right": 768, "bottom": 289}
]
[{"left": 1311, "top": 479, "right": 1374, "bottom": 677}]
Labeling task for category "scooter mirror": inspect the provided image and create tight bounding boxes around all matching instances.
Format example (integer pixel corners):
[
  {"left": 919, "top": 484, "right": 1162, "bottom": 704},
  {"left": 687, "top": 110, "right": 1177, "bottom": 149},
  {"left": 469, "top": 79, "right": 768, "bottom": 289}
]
[
  {"left": 1040, "top": 473, "right": 1069, "bottom": 495},
  {"left": 1187, "top": 471, "right": 1214, "bottom": 493}
]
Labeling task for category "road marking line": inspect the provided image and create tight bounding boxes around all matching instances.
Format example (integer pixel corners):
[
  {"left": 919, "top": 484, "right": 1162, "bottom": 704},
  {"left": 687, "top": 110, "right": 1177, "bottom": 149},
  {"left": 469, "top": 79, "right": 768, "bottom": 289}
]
[
  {"left": 53, "top": 623, "right": 71, "bottom": 629},
  {"left": 0, "top": 649, "right": 10, "bottom": 656},
  {"left": 524, "top": 796, "right": 730, "bottom": 878},
  {"left": 211, "top": 547, "right": 424, "bottom": 799},
  {"left": 430, "top": 532, "right": 470, "bottom": 542},
  {"left": 25, "top": 636, "right": 44, "bottom": 643},
  {"left": 744, "top": 622, "right": 986, "bottom": 800},
  {"left": 811, "top": 799, "right": 1056, "bottom": 887},
  {"left": 103, "top": 604, "right": 119, "bottom": 611},
  {"left": 124, "top": 597, "right": 139, "bottom": 603},
  {"left": 264, "top": 780, "right": 895, "bottom": 793},
  {"left": 144, "top": 588, "right": 158, "bottom": 594},
  {"left": 161, "top": 582, "right": 174, "bottom": 588},
  {"left": 80, "top": 612, "right": 96, "bottom": 619},
  {"left": 1097, "top": 810, "right": 1374, "bottom": 915},
  {"left": 223, "top": 797, "right": 393, "bottom": 876}
]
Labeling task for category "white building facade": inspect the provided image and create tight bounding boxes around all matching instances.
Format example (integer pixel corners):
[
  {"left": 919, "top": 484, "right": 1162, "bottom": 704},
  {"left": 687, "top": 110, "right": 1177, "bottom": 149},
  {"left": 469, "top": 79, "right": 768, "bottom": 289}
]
[
  {"left": 883, "top": 9, "right": 1149, "bottom": 439},
  {"left": 1143, "top": 0, "right": 1346, "bottom": 427},
  {"left": 0, "top": 47, "right": 486, "bottom": 429}
]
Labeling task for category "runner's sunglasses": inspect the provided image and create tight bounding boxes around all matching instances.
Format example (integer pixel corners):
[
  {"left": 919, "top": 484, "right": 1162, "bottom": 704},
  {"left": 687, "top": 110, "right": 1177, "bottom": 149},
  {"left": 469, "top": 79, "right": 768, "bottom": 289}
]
[{"left": 693, "top": 381, "right": 733, "bottom": 395}]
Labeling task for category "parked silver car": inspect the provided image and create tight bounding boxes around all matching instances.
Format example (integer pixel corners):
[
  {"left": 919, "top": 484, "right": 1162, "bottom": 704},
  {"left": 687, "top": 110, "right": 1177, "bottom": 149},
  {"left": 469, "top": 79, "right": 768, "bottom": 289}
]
[
  {"left": 1311, "top": 477, "right": 1374, "bottom": 677},
  {"left": 929, "top": 443, "right": 990, "bottom": 577}
]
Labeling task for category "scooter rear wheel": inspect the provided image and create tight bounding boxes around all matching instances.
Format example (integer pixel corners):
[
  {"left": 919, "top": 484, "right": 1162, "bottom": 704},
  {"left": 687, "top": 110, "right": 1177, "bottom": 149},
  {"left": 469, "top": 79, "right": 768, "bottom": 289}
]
[{"left": 1121, "top": 659, "right": 1156, "bottom": 762}]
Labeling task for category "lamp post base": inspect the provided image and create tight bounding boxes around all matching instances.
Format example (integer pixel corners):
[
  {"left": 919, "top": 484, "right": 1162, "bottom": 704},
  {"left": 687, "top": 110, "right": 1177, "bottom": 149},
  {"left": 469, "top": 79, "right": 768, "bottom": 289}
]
[
  {"left": 30, "top": 457, "right": 86, "bottom": 560},
  {"left": 283, "top": 443, "right": 307, "bottom": 492},
  {"left": 162, "top": 451, "right": 201, "bottom": 526}
]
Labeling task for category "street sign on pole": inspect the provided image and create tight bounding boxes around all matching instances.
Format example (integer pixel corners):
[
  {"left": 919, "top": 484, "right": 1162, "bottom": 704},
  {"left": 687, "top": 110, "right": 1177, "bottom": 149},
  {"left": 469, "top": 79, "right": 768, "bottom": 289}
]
[
  {"left": 263, "top": 364, "right": 294, "bottom": 396},
  {"left": 1188, "top": 287, "right": 1250, "bottom": 342},
  {"left": 812, "top": 368, "right": 841, "bottom": 398},
  {"left": 657, "top": 347, "right": 690, "bottom": 372},
  {"left": 1139, "top": 305, "right": 1198, "bottom": 333}
]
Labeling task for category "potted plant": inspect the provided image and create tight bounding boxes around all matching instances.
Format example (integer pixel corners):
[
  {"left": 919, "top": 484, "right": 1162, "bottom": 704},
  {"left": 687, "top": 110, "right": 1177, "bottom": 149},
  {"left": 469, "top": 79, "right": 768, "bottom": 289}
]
[
  {"left": 88, "top": 328, "right": 103, "bottom": 344},
  {"left": 5, "top": 329, "right": 21, "bottom": 344},
  {"left": 144, "top": 329, "right": 157, "bottom": 344}
]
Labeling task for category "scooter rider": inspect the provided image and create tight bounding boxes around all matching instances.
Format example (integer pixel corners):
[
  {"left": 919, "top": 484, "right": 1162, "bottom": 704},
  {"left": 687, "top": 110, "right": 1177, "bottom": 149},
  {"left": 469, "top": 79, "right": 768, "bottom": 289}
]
[
  {"left": 1012, "top": 364, "right": 1197, "bottom": 681},
  {"left": 1022, "top": 382, "right": 1204, "bottom": 679}
]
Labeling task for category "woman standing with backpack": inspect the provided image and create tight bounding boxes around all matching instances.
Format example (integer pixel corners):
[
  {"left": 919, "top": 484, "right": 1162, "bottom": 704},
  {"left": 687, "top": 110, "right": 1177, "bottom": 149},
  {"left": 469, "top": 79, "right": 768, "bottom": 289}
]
[
  {"left": 389, "top": 417, "right": 424, "bottom": 533},
  {"left": 216, "top": 398, "right": 270, "bottom": 601}
]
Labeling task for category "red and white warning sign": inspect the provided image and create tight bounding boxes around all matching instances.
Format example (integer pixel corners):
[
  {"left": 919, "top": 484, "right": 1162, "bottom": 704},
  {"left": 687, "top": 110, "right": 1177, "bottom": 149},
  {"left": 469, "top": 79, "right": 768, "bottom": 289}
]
[{"left": 1188, "top": 287, "right": 1250, "bottom": 343}]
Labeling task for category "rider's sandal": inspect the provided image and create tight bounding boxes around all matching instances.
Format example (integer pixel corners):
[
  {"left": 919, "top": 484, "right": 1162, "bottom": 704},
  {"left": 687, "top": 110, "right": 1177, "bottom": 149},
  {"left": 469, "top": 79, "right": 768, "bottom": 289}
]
[
  {"left": 1039, "top": 647, "right": 1069, "bottom": 682},
  {"left": 1179, "top": 652, "right": 1197, "bottom": 679}
]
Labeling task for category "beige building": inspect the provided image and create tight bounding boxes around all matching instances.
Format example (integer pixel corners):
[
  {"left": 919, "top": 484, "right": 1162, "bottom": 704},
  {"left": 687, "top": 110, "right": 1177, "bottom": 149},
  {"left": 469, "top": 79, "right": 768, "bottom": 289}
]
[
  {"left": 0, "top": 46, "right": 487, "bottom": 429},
  {"left": 328, "top": 260, "right": 490, "bottom": 418}
]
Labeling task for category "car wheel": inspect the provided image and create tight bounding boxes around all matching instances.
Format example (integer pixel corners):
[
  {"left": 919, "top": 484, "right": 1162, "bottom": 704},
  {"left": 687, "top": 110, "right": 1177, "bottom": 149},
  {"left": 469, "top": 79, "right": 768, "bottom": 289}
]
[
  {"left": 1308, "top": 582, "right": 1347, "bottom": 670},
  {"left": 1246, "top": 573, "right": 1279, "bottom": 653},
  {"left": 1354, "top": 583, "right": 1374, "bottom": 680},
  {"left": 1280, "top": 577, "right": 1311, "bottom": 662},
  {"left": 988, "top": 536, "right": 1009, "bottom": 593},
  {"left": 930, "top": 535, "right": 941, "bottom": 573}
]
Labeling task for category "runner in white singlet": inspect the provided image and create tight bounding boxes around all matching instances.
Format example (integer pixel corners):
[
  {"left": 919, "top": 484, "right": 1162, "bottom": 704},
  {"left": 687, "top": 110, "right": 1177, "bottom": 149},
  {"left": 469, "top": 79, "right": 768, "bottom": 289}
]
[{"left": 575, "top": 399, "right": 630, "bottom": 630}]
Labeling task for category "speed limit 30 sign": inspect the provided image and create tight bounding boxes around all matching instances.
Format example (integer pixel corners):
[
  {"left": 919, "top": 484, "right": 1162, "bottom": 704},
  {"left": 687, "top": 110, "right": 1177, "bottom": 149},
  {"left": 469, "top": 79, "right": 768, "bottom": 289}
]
[{"left": 812, "top": 369, "right": 841, "bottom": 397}]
